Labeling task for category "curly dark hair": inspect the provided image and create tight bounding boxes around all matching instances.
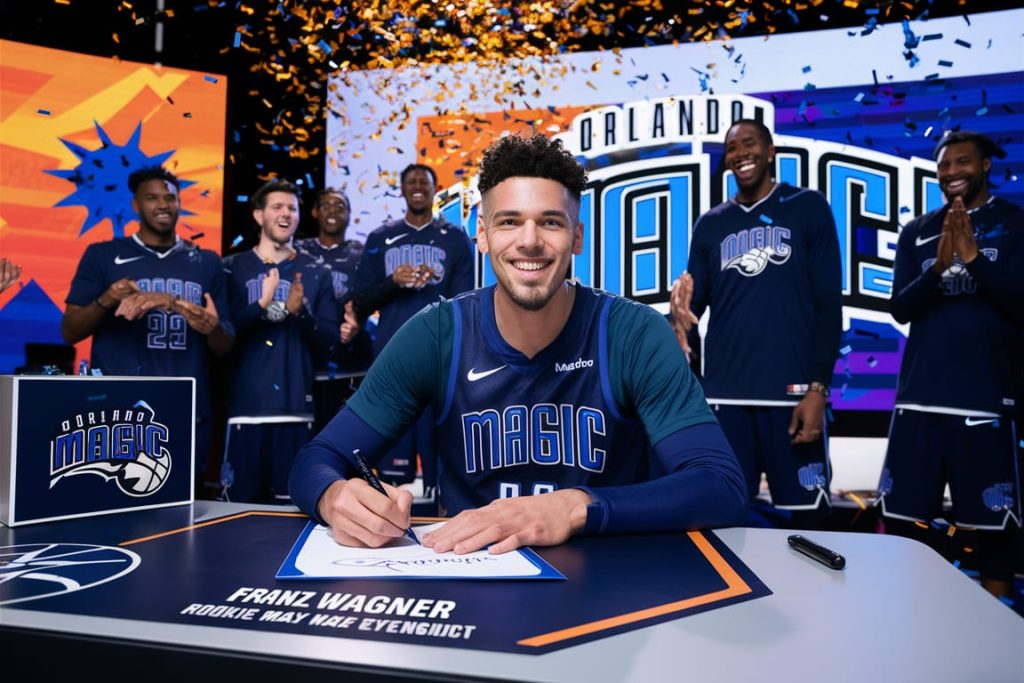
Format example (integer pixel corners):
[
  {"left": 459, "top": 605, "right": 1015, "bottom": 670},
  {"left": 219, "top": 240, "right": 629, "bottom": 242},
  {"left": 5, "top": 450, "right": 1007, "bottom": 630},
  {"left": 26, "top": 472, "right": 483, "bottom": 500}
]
[
  {"left": 477, "top": 134, "right": 587, "bottom": 202},
  {"left": 933, "top": 130, "right": 1006, "bottom": 162},
  {"left": 251, "top": 178, "right": 300, "bottom": 209},
  {"left": 128, "top": 166, "right": 179, "bottom": 194}
]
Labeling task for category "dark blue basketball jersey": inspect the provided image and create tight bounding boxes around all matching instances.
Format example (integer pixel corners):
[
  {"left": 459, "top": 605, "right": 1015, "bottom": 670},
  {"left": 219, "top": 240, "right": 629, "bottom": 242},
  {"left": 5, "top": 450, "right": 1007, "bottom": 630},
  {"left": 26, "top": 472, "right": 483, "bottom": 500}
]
[
  {"left": 65, "top": 235, "right": 232, "bottom": 420},
  {"left": 435, "top": 287, "right": 652, "bottom": 510},
  {"left": 294, "top": 236, "right": 371, "bottom": 373},
  {"left": 345, "top": 285, "right": 717, "bottom": 517},
  {"left": 294, "top": 237, "right": 363, "bottom": 304},
  {"left": 890, "top": 196, "right": 1024, "bottom": 415},
  {"left": 687, "top": 183, "right": 842, "bottom": 403},
  {"left": 353, "top": 218, "right": 473, "bottom": 357},
  {"left": 222, "top": 249, "right": 338, "bottom": 418}
]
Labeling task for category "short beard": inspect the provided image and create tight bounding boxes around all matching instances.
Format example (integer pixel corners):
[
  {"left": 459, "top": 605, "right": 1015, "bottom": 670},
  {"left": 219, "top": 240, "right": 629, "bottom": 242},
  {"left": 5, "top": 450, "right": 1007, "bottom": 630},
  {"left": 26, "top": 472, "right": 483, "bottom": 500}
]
[{"left": 505, "top": 283, "right": 562, "bottom": 312}]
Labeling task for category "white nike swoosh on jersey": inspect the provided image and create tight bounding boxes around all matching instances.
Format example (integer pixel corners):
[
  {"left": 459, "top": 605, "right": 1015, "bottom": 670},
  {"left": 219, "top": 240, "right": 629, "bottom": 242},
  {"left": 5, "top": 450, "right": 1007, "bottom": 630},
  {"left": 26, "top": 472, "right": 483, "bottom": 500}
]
[
  {"left": 964, "top": 417, "right": 996, "bottom": 426},
  {"left": 467, "top": 365, "right": 507, "bottom": 382},
  {"left": 114, "top": 255, "right": 146, "bottom": 265},
  {"left": 915, "top": 233, "right": 941, "bottom": 246},
  {"left": 384, "top": 233, "right": 409, "bottom": 245}
]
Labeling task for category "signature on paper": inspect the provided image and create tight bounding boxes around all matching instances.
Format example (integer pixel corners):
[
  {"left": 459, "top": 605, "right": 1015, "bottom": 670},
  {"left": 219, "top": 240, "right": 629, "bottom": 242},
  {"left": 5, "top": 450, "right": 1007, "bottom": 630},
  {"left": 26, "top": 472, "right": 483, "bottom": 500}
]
[{"left": 333, "top": 555, "right": 499, "bottom": 573}]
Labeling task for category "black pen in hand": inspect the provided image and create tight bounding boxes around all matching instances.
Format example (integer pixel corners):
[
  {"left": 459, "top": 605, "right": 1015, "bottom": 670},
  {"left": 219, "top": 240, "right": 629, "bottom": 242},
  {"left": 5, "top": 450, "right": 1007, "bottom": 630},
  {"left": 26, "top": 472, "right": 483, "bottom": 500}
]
[{"left": 351, "top": 451, "right": 420, "bottom": 545}]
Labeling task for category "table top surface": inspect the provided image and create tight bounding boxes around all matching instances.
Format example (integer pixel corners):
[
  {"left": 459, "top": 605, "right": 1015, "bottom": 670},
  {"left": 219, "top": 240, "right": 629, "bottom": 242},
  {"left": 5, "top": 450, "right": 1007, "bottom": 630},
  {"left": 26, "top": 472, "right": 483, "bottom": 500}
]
[{"left": 2, "top": 501, "right": 1022, "bottom": 683}]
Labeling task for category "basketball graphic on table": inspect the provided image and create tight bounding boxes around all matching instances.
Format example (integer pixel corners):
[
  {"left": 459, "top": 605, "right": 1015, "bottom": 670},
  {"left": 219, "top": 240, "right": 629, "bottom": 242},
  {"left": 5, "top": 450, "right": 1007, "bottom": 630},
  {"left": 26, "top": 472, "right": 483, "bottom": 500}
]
[{"left": 118, "top": 451, "right": 171, "bottom": 496}]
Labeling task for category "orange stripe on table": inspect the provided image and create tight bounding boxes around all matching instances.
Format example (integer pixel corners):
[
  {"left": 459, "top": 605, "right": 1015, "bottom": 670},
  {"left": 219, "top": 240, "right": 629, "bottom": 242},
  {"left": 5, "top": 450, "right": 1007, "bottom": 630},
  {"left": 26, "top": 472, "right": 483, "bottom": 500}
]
[
  {"left": 119, "top": 511, "right": 306, "bottom": 546},
  {"left": 517, "top": 531, "right": 751, "bottom": 648}
]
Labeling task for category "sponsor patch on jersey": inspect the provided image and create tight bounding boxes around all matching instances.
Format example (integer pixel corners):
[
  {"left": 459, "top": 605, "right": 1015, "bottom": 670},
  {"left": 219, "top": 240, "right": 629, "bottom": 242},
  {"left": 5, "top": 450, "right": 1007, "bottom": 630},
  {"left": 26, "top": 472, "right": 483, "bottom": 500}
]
[{"left": 554, "top": 358, "right": 594, "bottom": 373}]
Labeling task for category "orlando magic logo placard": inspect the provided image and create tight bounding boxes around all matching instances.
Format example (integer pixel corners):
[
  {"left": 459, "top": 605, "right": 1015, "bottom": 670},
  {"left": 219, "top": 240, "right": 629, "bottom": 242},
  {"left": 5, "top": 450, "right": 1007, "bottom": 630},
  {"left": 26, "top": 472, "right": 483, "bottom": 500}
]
[
  {"left": 50, "top": 399, "right": 172, "bottom": 497},
  {"left": 1, "top": 376, "right": 194, "bottom": 526}
]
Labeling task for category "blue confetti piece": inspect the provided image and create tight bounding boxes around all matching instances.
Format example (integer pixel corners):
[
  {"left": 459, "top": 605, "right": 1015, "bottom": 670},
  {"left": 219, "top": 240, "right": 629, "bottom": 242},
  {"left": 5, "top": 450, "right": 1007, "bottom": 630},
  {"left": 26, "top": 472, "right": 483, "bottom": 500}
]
[
  {"left": 231, "top": 234, "right": 244, "bottom": 247},
  {"left": 233, "top": 32, "right": 242, "bottom": 48},
  {"left": 86, "top": 394, "right": 108, "bottom": 401},
  {"left": 922, "top": 33, "right": 943, "bottom": 41},
  {"left": 434, "top": 19, "right": 446, "bottom": 27},
  {"left": 801, "top": 65, "right": 812, "bottom": 73},
  {"left": 867, "top": 356, "right": 878, "bottom": 368},
  {"left": 203, "top": 75, "right": 218, "bottom": 84},
  {"left": 854, "top": 92, "right": 865, "bottom": 103},
  {"left": 318, "top": 39, "right": 332, "bottom": 55},
  {"left": 305, "top": 172, "right": 314, "bottom": 189},
  {"left": 1019, "top": 440, "right": 1024, "bottom": 449},
  {"left": 938, "top": 60, "right": 953, "bottom": 67},
  {"left": 273, "top": 384, "right": 280, "bottom": 391},
  {"left": 924, "top": 73, "right": 940, "bottom": 80},
  {"left": 237, "top": 195, "right": 249, "bottom": 202},
  {"left": 37, "top": 109, "right": 51, "bottom": 116},
  {"left": 976, "top": 107, "right": 988, "bottom": 116},
  {"left": 954, "top": 39, "right": 971, "bottom": 48},
  {"left": 953, "top": 559, "right": 961, "bottom": 569},
  {"left": 840, "top": 345, "right": 852, "bottom": 356},
  {"left": 759, "top": 214, "right": 773, "bottom": 224},
  {"left": 91, "top": 368, "right": 103, "bottom": 376},
  {"left": 865, "top": 8, "right": 879, "bottom": 15}
]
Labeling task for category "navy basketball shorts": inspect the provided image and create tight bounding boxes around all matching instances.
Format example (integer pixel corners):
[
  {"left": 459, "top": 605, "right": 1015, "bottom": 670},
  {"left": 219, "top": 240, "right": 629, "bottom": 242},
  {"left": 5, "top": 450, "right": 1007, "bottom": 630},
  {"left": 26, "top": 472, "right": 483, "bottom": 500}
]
[
  {"left": 222, "top": 421, "right": 314, "bottom": 504},
  {"left": 877, "top": 409, "right": 1021, "bottom": 530},
  {"left": 712, "top": 404, "right": 831, "bottom": 510}
]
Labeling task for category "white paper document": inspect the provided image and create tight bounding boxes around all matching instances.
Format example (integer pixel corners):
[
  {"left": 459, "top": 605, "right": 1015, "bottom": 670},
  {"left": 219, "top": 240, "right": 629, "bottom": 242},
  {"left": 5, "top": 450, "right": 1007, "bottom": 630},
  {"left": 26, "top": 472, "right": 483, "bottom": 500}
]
[{"left": 277, "top": 521, "right": 564, "bottom": 580}]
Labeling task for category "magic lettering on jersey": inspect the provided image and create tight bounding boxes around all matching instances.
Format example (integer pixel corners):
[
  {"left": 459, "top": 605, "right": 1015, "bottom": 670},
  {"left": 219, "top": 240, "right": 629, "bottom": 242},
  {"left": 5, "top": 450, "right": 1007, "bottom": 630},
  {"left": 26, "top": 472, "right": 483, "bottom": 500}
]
[
  {"left": 923, "top": 248, "right": 999, "bottom": 296},
  {"left": 243, "top": 274, "right": 294, "bottom": 304},
  {"left": 384, "top": 243, "right": 448, "bottom": 281},
  {"left": 50, "top": 400, "right": 173, "bottom": 497},
  {"left": 461, "top": 403, "right": 607, "bottom": 475},
  {"left": 134, "top": 277, "right": 204, "bottom": 351},
  {"left": 436, "top": 93, "right": 945, "bottom": 321}
]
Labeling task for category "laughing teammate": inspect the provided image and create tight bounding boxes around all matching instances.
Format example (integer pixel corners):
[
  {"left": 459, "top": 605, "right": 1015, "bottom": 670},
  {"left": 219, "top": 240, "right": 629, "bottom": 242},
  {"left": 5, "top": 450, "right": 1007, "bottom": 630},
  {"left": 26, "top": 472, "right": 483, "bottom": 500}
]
[
  {"left": 221, "top": 180, "right": 338, "bottom": 503},
  {"left": 878, "top": 131, "right": 1023, "bottom": 599},
  {"left": 351, "top": 164, "right": 474, "bottom": 487},
  {"left": 670, "top": 119, "right": 842, "bottom": 527},
  {"left": 295, "top": 188, "right": 371, "bottom": 431},
  {"left": 290, "top": 134, "right": 746, "bottom": 553},
  {"left": 63, "top": 166, "right": 233, "bottom": 489}
]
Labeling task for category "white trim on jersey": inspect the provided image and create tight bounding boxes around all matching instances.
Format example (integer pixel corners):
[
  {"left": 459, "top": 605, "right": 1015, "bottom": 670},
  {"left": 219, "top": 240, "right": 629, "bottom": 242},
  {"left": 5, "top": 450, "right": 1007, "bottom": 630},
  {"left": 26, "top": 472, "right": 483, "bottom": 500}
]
[
  {"left": 131, "top": 233, "right": 184, "bottom": 259},
  {"left": 227, "top": 415, "right": 314, "bottom": 425},
  {"left": 894, "top": 403, "right": 1002, "bottom": 419}
]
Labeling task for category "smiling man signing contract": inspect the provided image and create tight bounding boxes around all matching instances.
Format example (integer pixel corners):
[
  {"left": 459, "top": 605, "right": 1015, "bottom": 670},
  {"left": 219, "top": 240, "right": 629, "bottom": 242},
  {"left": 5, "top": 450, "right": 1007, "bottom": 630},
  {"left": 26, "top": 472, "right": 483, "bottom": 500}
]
[{"left": 290, "top": 134, "right": 746, "bottom": 554}]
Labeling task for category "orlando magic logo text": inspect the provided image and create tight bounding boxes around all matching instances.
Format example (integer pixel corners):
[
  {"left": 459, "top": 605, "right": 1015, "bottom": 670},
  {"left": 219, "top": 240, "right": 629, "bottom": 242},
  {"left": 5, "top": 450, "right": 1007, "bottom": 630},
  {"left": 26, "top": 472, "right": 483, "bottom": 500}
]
[
  {"left": 721, "top": 225, "right": 792, "bottom": 276},
  {"left": 385, "top": 244, "right": 447, "bottom": 281},
  {"left": 461, "top": 404, "right": 607, "bottom": 475},
  {"left": 50, "top": 399, "right": 172, "bottom": 497},
  {"left": 923, "top": 248, "right": 998, "bottom": 296}
]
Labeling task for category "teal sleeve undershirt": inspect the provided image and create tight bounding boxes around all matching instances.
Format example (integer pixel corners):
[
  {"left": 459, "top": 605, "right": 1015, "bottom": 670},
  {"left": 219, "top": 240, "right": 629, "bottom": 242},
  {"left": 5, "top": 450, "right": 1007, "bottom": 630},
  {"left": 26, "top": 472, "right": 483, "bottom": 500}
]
[
  {"left": 606, "top": 297, "right": 717, "bottom": 445},
  {"left": 349, "top": 294, "right": 715, "bottom": 445},
  {"left": 346, "top": 301, "right": 454, "bottom": 439}
]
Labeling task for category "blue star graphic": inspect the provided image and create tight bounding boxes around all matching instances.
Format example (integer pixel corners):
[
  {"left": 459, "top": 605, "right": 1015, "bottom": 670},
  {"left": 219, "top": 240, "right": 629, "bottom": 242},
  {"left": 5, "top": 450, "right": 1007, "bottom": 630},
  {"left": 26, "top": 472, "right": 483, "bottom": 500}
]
[{"left": 46, "top": 120, "right": 196, "bottom": 238}]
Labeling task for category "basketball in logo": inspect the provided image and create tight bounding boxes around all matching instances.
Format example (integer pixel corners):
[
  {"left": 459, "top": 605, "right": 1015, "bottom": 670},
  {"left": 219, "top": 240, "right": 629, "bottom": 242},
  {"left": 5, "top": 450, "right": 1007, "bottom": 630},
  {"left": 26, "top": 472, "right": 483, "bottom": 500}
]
[{"left": 118, "top": 450, "right": 171, "bottom": 496}]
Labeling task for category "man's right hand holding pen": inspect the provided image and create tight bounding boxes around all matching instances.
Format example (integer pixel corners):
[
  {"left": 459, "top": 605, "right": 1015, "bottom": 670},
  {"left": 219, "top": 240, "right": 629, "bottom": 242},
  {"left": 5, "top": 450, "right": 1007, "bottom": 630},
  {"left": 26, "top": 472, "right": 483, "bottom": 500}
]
[{"left": 318, "top": 476, "right": 415, "bottom": 548}]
